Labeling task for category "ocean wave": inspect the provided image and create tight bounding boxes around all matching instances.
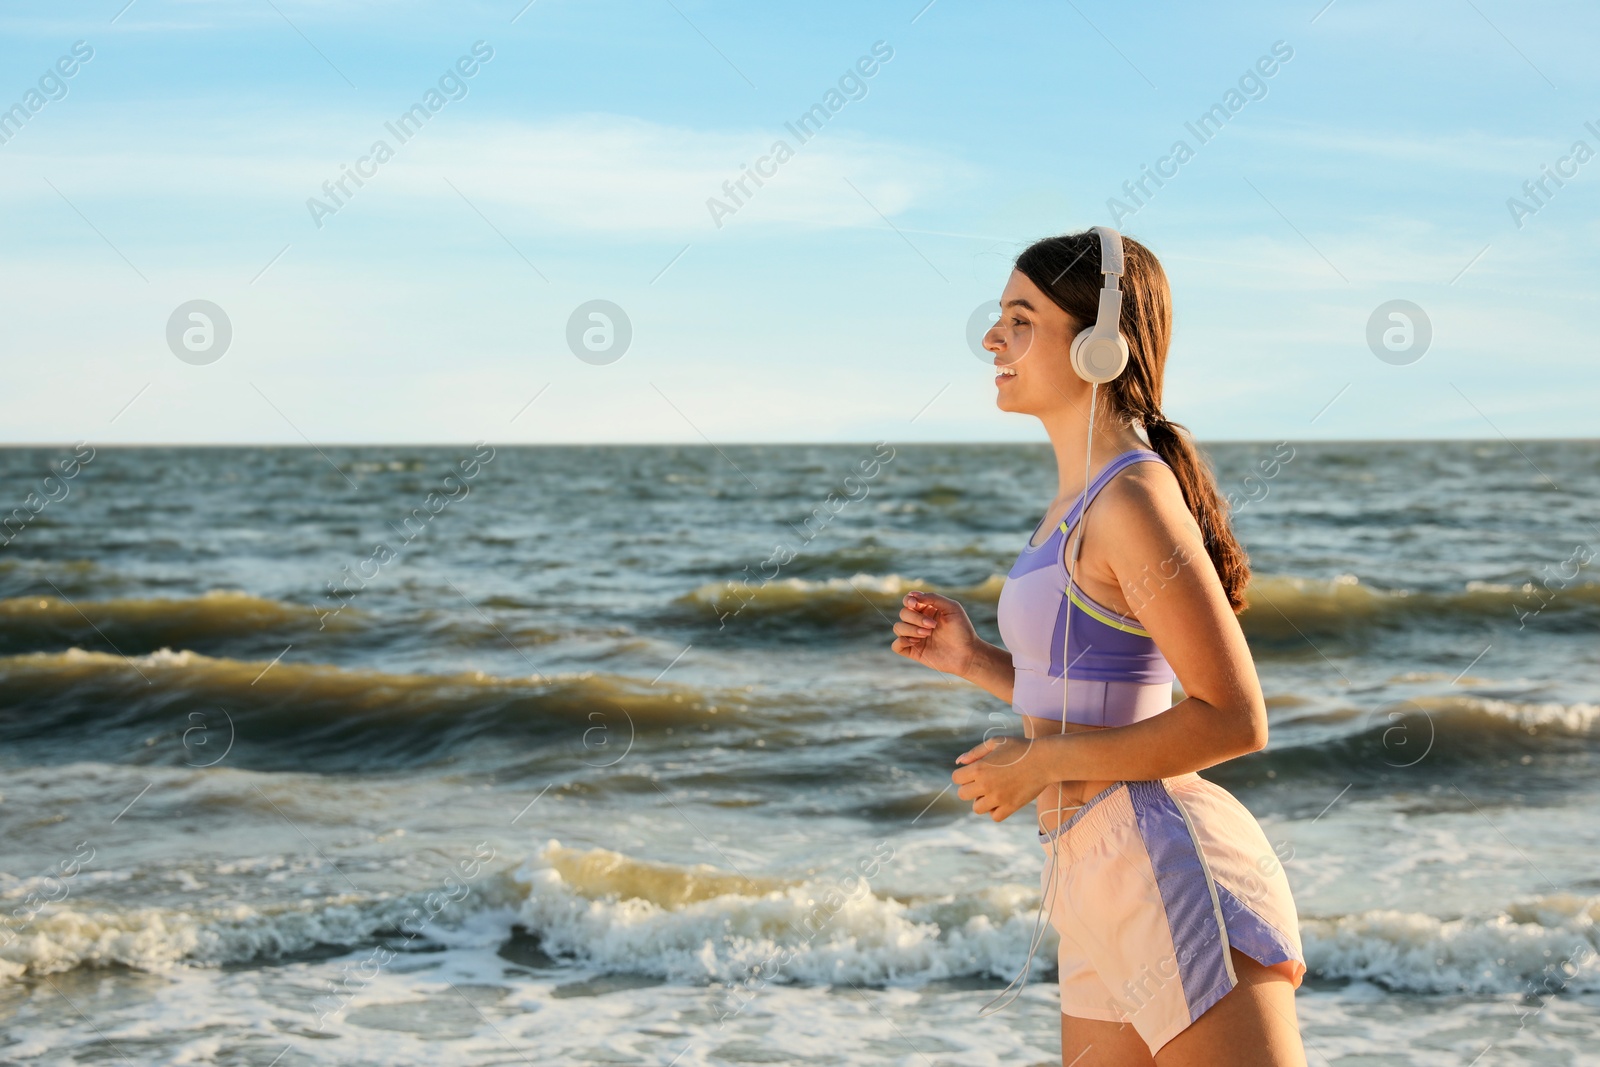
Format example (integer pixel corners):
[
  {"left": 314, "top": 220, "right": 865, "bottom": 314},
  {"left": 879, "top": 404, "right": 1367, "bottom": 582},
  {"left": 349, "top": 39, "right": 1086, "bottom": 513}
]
[
  {"left": 0, "top": 843, "right": 1038, "bottom": 990},
  {"left": 12, "top": 570, "right": 1581, "bottom": 662},
  {"left": 673, "top": 570, "right": 1600, "bottom": 643},
  {"left": 672, "top": 573, "right": 1005, "bottom": 634},
  {"left": 1212, "top": 696, "right": 1600, "bottom": 788},
  {"left": 6, "top": 842, "right": 1597, "bottom": 996},
  {"left": 509, "top": 844, "right": 1600, "bottom": 994},
  {"left": 0, "top": 869, "right": 524, "bottom": 982},
  {"left": 0, "top": 586, "right": 656, "bottom": 658},
  {"left": 1303, "top": 893, "right": 1600, "bottom": 993},
  {"left": 1242, "top": 574, "right": 1600, "bottom": 640},
  {"left": 513, "top": 842, "right": 1040, "bottom": 988},
  {"left": 0, "top": 590, "right": 354, "bottom": 655},
  {"left": 0, "top": 649, "right": 753, "bottom": 770}
]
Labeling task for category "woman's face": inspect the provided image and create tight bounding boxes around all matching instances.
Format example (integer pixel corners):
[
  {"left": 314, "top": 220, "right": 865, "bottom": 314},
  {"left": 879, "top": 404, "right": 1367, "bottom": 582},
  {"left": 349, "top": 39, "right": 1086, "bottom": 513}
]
[{"left": 984, "top": 269, "right": 1085, "bottom": 416}]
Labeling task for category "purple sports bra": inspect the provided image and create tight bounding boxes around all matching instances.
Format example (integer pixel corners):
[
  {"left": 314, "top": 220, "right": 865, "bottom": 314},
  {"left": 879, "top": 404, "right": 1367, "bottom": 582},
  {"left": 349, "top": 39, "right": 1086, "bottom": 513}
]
[{"left": 996, "top": 448, "right": 1177, "bottom": 727}]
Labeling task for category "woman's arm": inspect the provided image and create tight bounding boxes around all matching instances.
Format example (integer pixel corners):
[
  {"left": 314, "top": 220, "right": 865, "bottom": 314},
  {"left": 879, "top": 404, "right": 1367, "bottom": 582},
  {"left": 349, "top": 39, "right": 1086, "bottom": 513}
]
[
  {"left": 956, "top": 640, "right": 1015, "bottom": 703},
  {"left": 952, "top": 463, "right": 1268, "bottom": 820}
]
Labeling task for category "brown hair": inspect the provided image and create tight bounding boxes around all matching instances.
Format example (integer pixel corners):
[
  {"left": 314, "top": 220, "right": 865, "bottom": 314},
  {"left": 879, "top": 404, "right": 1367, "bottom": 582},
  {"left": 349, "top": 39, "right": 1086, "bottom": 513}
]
[{"left": 1014, "top": 230, "right": 1251, "bottom": 612}]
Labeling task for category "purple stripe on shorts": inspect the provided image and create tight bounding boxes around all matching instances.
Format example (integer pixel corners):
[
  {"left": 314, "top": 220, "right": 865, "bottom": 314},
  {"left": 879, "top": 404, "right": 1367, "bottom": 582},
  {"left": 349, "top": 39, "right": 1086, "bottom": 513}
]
[
  {"left": 1215, "top": 882, "right": 1300, "bottom": 970},
  {"left": 1126, "top": 780, "right": 1230, "bottom": 1021}
]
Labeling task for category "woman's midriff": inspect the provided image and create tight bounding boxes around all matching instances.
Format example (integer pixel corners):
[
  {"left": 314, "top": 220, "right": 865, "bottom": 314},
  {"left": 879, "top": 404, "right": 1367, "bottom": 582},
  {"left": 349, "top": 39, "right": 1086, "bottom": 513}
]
[{"left": 1021, "top": 714, "right": 1116, "bottom": 837}]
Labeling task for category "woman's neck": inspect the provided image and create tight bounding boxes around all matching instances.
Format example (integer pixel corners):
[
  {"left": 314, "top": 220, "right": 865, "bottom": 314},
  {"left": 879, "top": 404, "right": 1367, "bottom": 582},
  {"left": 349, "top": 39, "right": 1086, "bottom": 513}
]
[{"left": 1039, "top": 388, "right": 1145, "bottom": 500}]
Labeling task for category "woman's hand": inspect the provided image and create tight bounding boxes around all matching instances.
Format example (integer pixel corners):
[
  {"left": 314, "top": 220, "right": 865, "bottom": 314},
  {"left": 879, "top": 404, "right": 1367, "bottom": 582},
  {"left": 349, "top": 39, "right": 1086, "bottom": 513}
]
[
  {"left": 891, "top": 591, "right": 979, "bottom": 677},
  {"left": 951, "top": 736, "right": 1053, "bottom": 822}
]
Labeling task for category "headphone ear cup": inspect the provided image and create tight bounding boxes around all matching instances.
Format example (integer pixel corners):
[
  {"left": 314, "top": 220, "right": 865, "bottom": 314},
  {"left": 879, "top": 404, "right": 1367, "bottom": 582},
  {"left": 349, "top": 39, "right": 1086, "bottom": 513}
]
[{"left": 1070, "top": 328, "right": 1130, "bottom": 384}]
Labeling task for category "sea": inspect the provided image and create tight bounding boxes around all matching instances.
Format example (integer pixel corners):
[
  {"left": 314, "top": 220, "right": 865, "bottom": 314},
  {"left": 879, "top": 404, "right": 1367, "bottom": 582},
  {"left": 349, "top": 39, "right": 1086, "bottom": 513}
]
[{"left": 0, "top": 440, "right": 1596, "bottom": 1066}]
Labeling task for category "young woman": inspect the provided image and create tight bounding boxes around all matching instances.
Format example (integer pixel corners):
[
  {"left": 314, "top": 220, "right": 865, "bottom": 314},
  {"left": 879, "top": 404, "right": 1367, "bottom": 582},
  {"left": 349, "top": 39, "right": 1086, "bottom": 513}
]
[{"left": 891, "top": 229, "right": 1307, "bottom": 1066}]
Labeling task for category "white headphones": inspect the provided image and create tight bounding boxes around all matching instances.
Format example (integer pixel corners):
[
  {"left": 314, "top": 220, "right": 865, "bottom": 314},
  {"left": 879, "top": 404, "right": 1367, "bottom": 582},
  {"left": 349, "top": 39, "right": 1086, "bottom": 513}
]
[{"left": 1068, "top": 226, "right": 1131, "bottom": 384}]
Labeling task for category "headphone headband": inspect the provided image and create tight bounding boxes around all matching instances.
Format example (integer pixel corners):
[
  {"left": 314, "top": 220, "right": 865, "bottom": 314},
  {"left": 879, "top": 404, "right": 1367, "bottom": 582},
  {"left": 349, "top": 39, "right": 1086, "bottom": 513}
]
[{"left": 1091, "top": 225, "right": 1124, "bottom": 280}]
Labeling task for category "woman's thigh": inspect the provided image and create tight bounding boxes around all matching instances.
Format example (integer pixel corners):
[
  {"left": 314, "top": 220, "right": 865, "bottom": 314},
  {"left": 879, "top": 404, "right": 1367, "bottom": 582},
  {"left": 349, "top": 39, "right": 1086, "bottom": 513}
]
[
  {"left": 1061, "top": 951, "right": 1304, "bottom": 1067},
  {"left": 1061, "top": 1013, "right": 1157, "bottom": 1067},
  {"left": 1154, "top": 950, "right": 1305, "bottom": 1067}
]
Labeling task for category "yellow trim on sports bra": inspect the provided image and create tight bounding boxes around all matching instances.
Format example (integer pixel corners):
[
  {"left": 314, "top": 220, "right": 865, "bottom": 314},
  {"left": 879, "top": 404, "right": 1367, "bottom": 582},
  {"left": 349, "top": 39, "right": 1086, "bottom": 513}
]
[
  {"left": 1055, "top": 518, "right": 1154, "bottom": 637},
  {"left": 1065, "top": 582, "right": 1152, "bottom": 637}
]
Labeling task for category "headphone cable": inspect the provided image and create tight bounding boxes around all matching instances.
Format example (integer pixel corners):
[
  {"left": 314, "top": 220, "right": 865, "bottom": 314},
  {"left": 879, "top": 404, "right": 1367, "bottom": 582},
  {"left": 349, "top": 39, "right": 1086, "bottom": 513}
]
[{"left": 979, "top": 382, "right": 1098, "bottom": 1016}]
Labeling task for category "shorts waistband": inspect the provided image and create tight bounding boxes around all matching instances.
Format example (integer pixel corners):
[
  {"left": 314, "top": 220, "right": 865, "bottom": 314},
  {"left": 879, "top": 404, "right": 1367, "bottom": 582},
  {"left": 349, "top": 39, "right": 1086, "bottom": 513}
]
[{"left": 1037, "top": 772, "right": 1203, "bottom": 845}]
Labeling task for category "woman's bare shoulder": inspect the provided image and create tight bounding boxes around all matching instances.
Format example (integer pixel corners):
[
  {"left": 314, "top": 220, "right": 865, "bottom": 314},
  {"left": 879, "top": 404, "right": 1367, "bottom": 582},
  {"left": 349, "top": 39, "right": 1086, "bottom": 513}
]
[{"left": 1100, "top": 455, "right": 1198, "bottom": 538}]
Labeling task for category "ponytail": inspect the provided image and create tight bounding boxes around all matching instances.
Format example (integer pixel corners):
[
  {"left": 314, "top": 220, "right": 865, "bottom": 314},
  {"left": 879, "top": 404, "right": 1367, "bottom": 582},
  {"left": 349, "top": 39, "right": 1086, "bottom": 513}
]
[
  {"left": 1015, "top": 231, "right": 1252, "bottom": 612},
  {"left": 1141, "top": 414, "right": 1251, "bottom": 613}
]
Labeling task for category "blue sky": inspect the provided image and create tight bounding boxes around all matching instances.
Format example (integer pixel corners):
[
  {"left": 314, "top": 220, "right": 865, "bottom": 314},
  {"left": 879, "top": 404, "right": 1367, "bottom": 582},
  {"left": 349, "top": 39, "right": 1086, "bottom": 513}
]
[{"left": 1, "top": 0, "right": 1595, "bottom": 443}]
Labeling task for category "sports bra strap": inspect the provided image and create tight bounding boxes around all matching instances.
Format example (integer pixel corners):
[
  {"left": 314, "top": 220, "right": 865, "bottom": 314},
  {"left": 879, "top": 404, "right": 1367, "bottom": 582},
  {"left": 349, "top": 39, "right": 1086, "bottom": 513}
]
[{"left": 1058, "top": 448, "right": 1166, "bottom": 536}]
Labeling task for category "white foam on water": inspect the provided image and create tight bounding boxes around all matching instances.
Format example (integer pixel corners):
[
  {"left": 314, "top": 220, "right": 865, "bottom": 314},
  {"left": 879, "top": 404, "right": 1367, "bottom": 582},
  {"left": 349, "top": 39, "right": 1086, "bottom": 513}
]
[
  {"left": 0, "top": 872, "right": 525, "bottom": 982},
  {"left": 1303, "top": 893, "right": 1600, "bottom": 994},
  {"left": 511, "top": 840, "right": 1048, "bottom": 987},
  {"left": 5, "top": 840, "right": 1597, "bottom": 1004}
]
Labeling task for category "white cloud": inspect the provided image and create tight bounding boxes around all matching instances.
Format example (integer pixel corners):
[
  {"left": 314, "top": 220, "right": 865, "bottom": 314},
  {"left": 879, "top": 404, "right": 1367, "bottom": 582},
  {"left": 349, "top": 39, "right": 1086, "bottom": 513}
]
[
  {"left": 1, "top": 109, "right": 973, "bottom": 238},
  {"left": 403, "top": 115, "right": 959, "bottom": 233}
]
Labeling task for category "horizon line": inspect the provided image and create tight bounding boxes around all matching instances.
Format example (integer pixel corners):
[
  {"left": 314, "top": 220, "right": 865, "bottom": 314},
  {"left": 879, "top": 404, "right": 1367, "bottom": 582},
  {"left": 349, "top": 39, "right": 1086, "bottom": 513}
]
[{"left": 1, "top": 437, "right": 1595, "bottom": 448}]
